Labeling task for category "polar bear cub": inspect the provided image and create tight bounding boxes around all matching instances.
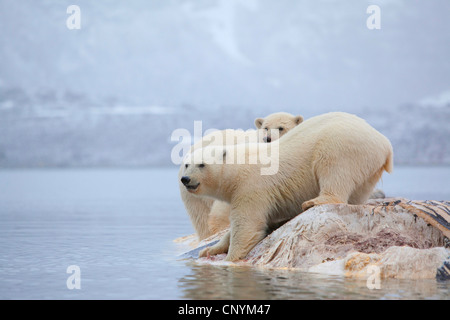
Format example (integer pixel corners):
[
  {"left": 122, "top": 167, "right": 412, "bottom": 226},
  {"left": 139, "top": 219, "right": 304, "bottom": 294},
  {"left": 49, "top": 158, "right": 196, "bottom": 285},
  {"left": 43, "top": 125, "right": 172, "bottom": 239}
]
[
  {"left": 179, "top": 112, "right": 303, "bottom": 240},
  {"left": 181, "top": 112, "right": 393, "bottom": 261},
  {"left": 255, "top": 112, "right": 303, "bottom": 143}
]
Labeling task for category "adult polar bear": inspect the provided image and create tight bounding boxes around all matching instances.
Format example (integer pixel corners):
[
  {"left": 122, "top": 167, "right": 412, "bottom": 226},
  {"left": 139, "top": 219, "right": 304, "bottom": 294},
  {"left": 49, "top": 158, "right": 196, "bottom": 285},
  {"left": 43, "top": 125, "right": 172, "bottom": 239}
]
[
  {"left": 178, "top": 112, "right": 303, "bottom": 240},
  {"left": 181, "top": 112, "right": 393, "bottom": 261}
]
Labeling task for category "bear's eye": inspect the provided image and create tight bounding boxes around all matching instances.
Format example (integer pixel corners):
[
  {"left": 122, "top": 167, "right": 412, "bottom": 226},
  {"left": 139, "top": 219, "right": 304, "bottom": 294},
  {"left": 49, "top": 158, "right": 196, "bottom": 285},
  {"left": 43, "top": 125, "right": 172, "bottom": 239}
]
[
  {"left": 185, "top": 164, "right": 189, "bottom": 168},
  {"left": 278, "top": 127, "right": 284, "bottom": 131},
  {"left": 264, "top": 127, "right": 268, "bottom": 131},
  {"left": 198, "top": 163, "right": 205, "bottom": 168}
]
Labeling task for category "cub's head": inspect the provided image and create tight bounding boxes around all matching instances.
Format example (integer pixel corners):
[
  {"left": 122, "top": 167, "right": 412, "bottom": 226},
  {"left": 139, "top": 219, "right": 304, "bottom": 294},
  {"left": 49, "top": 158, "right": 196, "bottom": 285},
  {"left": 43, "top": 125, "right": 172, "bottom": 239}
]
[
  {"left": 255, "top": 112, "right": 303, "bottom": 143},
  {"left": 180, "top": 147, "right": 227, "bottom": 197}
]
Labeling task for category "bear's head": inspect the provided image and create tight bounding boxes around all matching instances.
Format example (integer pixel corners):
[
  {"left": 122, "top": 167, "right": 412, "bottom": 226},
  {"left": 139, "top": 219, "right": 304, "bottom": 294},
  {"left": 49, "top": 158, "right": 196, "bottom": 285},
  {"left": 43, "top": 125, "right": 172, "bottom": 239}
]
[
  {"left": 255, "top": 112, "right": 303, "bottom": 143},
  {"left": 180, "top": 146, "right": 228, "bottom": 198}
]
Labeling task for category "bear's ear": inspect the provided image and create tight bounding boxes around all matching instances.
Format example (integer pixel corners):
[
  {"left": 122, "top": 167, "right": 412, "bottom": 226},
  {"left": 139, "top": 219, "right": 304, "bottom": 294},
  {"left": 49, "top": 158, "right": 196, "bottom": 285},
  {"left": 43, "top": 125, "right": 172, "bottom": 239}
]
[
  {"left": 294, "top": 115, "right": 304, "bottom": 125},
  {"left": 254, "top": 118, "right": 264, "bottom": 129}
]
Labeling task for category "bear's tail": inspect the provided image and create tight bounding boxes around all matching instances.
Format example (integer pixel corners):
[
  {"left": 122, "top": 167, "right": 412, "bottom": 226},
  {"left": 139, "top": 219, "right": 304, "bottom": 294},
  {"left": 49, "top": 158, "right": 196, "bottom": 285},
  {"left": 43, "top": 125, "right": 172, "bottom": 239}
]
[{"left": 383, "top": 147, "right": 394, "bottom": 174}]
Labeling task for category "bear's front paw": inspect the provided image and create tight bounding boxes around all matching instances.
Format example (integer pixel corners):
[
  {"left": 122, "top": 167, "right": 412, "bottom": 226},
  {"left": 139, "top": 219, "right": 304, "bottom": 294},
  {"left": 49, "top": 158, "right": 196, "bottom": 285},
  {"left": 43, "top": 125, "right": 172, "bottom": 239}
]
[
  {"left": 224, "top": 253, "right": 242, "bottom": 262},
  {"left": 198, "top": 247, "right": 211, "bottom": 258},
  {"left": 198, "top": 244, "right": 228, "bottom": 258}
]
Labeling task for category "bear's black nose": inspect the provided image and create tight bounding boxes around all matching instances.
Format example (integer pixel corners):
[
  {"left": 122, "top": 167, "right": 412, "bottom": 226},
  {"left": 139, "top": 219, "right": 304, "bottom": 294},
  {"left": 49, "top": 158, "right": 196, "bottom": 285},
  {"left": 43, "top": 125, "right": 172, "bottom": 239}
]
[
  {"left": 181, "top": 176, "right": 191, "bottom": 185},
  {"left": 264, "top": 136, "right": 271, "bottom": 143}
]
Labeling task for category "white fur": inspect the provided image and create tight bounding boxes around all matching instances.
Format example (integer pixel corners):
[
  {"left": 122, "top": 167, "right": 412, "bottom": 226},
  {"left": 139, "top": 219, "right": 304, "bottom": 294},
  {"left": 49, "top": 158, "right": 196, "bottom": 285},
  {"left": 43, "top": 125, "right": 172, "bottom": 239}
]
[
  {"left": 179, "top": 112, "right": 302, "bottom": 240},
  {"left": 182, "top": 112, "right": 393, "bottom": 261}
]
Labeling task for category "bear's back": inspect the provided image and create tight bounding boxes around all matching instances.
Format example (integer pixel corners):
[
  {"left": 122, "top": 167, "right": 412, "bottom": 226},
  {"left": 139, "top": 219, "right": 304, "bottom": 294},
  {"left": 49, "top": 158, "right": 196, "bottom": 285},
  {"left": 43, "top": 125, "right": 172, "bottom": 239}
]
[{"left": 280, "top": 112, "right": 387, "bottom": 147}]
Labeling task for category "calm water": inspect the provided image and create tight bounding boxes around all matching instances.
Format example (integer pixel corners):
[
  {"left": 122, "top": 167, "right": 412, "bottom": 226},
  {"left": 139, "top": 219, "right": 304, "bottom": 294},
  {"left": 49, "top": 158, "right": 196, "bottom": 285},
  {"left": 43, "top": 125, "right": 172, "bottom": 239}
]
[{"left": 0, "top": 167, "right": 449, "bottom": 300}]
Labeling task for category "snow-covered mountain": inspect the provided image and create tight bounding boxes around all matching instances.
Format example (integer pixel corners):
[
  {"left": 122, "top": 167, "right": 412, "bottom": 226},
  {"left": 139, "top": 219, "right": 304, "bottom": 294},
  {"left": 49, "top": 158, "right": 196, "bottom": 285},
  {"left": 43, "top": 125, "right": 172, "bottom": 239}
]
[
  {"left": 0, "top": 89, "right": 448, "bottom": 167},
  {"left": 0, "top": 0, "right": 449, "bottom": 167}
]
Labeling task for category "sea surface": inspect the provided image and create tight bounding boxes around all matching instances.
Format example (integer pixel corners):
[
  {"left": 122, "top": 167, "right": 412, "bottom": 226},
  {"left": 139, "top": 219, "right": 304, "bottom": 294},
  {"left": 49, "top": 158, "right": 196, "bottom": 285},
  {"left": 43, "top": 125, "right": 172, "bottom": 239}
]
[{"left": 0, "top": 167, "right": 449, "bottom": 300}]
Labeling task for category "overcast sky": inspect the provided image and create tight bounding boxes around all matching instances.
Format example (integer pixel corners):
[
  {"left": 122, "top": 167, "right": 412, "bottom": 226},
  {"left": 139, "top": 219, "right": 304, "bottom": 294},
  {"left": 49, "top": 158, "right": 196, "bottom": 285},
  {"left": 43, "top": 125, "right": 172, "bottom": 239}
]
[{"left": 1, "top": 0, "right": 450, "bottom": 116}]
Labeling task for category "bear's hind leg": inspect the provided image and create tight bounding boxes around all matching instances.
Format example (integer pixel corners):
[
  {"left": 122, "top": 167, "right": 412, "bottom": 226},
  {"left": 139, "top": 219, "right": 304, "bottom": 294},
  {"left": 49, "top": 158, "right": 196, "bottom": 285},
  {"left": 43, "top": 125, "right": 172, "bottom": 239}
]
[
  {"left": 302, "top": 167, "right": 357, "bottom": 211},
  {"left": 348, "top": 167, "right": 384, "bottom": 205}
]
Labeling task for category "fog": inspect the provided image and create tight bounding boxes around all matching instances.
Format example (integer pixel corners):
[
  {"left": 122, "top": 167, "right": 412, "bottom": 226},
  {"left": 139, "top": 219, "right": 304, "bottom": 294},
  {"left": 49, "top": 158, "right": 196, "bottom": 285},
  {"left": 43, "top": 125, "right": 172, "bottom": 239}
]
[{"left": 0, "top": 0, "right": 449, "bottom": 167}]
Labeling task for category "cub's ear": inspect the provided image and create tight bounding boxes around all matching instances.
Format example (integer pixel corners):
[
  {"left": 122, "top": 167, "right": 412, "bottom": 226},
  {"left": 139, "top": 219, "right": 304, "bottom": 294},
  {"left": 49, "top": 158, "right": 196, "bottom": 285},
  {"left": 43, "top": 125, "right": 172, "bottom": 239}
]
[
  {"left": 254, "top": 118, "right": 264, "bottom": 129},
  {"left": 294, "top": 115, "right": 304, "bottom": 125}
]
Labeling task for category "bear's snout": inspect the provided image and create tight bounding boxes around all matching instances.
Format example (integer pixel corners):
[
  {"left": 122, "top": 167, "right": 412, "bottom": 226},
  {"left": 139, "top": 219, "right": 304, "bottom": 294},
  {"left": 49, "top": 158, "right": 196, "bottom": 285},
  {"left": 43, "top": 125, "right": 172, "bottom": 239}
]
[
  {"left": 264, "top": 136, "right": 272, "bottom": 143},
  {"left": 181, "top": 176, "right": 200, "bottom": 192},
  {"left": 181, "top": 176, "right": 191, "bottom": 185}
]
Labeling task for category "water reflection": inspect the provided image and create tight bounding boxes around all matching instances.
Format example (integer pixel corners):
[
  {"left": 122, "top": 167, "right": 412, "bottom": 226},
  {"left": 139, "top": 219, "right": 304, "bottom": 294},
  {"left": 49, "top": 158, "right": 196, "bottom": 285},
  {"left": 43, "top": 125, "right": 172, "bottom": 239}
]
[
  {"left": 178, "top": 261, "right": 450, "bottom": 300},
  {"left": 1, "top": 168, "right": 448, "bottom": 299}
]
